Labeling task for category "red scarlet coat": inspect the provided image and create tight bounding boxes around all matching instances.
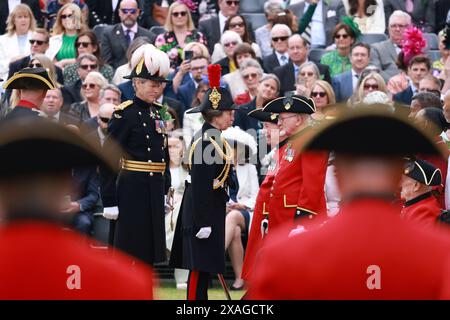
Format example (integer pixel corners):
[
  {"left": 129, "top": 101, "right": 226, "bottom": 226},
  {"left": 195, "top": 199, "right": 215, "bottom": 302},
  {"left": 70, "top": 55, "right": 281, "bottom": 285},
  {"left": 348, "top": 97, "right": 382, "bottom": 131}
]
[
  {"left": 267, "top": 141, "right": 328, "bottom": 230},
  {"left": 249, "top": 198, "right": 450, "bottom": 299},
  {"left": 0, "top": 222, "right": 154, "bottom": 300},
  {"left": 401, "top": 192, "right": 442, "bottom": 228}
]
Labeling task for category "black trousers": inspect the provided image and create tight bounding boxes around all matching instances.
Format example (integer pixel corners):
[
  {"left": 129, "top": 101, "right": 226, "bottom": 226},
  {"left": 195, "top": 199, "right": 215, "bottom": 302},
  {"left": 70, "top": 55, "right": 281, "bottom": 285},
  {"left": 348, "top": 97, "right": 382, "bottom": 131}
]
[{"left": 187, "top": 270, "right": 210, "bottom": 300}]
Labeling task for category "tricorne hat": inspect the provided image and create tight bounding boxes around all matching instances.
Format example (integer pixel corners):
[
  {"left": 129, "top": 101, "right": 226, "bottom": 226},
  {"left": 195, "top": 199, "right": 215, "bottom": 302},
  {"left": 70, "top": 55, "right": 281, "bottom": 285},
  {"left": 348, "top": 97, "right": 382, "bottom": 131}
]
[{"left": 3, "top": 67, "right": 56, "bottom": 90}]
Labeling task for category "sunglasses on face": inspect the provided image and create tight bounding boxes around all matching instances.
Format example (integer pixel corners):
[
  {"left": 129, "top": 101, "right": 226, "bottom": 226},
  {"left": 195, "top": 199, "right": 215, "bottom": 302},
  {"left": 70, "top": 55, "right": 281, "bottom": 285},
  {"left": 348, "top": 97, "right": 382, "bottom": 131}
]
[
  {"left": 243, "top": 73, "right": 258, "bottom": 80},
  {"left": 364, "top": 83, "right": 379, "bottom": 90},
  {"left": 300, "top": 72, "right": 314, "bottom": 77},
  {"left": 99, "top": 116, "right": 110, "bottom": 123},
  {"left": 335, "top": 34, "right": 349, "bottom": 39},
  {"left": 61, "top": 13, "right": 73, "bottom": 20},
  {"left": 121, "top": 8, "right": 137, "bottom": 14},
  {"left": 229, "top": 22, "right": 244, "bottom": 28},
  {"left": 226, "top": 1, "right": 240, "bottom": 6},
  {"left": 311, "top": 91, "right": 327, "bottom": 98},
  {"left": 79, "top": 64, "right": 98, "bottom": 70},
  {"left": 272, "top": 36, "right": 289, "bottom": 42},
  {"left": 29, "top": 63, "right": 42, "bottom": 68},
  {"left": 82, "top": 83, "right": 97, "bottom": 89},
  {"left": 76, "top": 42, "right": 92, "bottom": 48},
  {"left": 172, "top": 11, "right": 187, "bottom": 17},
  {"left": 224, "top": 41, "right": 237, "bottom": 47},
  {"left": 29, "top": 39, "right": 46, "bottom": 45}
]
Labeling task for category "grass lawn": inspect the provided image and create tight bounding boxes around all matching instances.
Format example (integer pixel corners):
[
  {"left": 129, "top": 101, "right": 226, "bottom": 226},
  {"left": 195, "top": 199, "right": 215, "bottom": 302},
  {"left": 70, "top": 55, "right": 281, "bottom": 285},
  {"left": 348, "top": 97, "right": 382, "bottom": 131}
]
[{"left": 155, "top": 282, "right": 245, "bottom": 300}]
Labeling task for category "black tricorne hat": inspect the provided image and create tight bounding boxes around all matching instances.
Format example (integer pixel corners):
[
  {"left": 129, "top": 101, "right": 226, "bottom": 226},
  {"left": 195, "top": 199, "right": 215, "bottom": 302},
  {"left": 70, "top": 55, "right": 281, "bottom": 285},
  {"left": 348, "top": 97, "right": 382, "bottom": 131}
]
[
  {"left": 187, "top": 64, "right": 239, "bottom": 114},
  {"left": 404, "top": 158, "right": 442, "bottom": 186},
  {"left": 3, "top": 67, "right": 56, "bottom": 90},
  {"left": 262, "top": 93, "right": 316, "bottom": 114},
  {"left": 297, "top": 106, "right": 446, "bottom": 157},
  {"left": 0, "top": 119, "right": 122, "bottom": 178},
  {"left": 247, "top": 108, "right": 279, "bottom": 124}
]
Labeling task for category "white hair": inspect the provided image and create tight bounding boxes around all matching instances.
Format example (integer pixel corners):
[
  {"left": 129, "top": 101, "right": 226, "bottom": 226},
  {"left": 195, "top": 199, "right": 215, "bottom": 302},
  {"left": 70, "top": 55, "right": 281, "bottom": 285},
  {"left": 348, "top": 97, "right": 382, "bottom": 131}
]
[
  {"left": 388, "top": 10, "right": 411, "bottom": 26},
  {"left": 264, "top": 0, "right": 284, "bottom": 15},
  {"left": 239, "top": 58, "right": 263, "bottom": 75},
  {"left": 220, "top": 30, "right": 243, "bottom": 46},
  {"left": 270, "top": 23, "right": 292, "bottom": 37}
]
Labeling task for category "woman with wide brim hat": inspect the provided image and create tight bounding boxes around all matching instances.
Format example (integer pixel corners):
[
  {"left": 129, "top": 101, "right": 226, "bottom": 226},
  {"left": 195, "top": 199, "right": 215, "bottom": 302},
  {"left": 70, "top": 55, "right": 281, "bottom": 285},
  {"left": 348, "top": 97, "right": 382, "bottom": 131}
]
[{"left": 170, "top": 64, "right": 239, "bottom": 300}]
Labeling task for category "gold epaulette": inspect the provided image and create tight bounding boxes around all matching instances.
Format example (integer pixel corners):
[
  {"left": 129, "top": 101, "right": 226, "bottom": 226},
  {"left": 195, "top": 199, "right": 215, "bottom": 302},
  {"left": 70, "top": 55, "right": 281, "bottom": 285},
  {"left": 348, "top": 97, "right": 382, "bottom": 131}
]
[{"left": 115, "top": 100, "right": 133, "bottom": 111}]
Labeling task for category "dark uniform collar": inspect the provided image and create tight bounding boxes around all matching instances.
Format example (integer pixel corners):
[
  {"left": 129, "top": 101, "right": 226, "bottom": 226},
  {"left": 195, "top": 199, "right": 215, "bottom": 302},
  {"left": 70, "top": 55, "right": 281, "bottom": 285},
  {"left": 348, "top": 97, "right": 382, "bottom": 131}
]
[
  {"left": 133, "top": 95, "right": 161, "bottom": 109},
  {"left": 202, "top": 122, "right": 222, "bottom": 141},
  {"left": 404, "top": 191, "right": 433, "bottom": 208}
]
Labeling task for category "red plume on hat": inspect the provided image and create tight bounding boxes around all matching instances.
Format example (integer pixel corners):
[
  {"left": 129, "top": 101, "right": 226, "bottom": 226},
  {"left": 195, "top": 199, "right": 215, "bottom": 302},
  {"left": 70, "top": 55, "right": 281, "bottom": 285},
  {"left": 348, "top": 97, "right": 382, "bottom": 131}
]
[
  {"left": 401, "top": 26, "right": 427, "bottom": 66},
  {"left": 208, "top": 64, "right": 221, "bottom": 89}
]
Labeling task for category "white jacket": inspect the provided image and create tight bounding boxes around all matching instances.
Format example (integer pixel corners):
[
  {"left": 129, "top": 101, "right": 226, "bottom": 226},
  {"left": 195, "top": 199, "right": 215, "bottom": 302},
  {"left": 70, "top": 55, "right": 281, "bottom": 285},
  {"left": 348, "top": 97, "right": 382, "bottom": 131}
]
[
  {"left": 46, "top": 34, "right": 64, "bottom": 61},
  {"left": 0, "top": 31, "right": 32, "bottom": 83},
  {"left": 235, "top": 163, "right": 259, "bottom": 211}
]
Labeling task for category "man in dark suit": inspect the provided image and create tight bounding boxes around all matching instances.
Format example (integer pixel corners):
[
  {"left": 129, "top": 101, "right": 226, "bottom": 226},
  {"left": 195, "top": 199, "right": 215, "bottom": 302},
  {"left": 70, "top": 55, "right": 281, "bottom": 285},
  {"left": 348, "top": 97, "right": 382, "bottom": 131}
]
[
  {"left": 0, "top": 0, "right": 42, "bottom": 34},
  {"left": 61, "top": 54, "right": 100, "bottom": 108},
  {"left": 262, "top": 24, "right": 291, "bottom": 74},
  {"left": 86, "top": 0, "right": 122, "bottom": 27},
  {"left": 288, "top": 0, "right": 344, "bottom": 48},
  {"left": 41, "top": 88, "right": 79, "bottom": 125},
  {"left": 273, "top": 34, "right": 331, "bottom": 95},
  {"left": 394, "top": 55, "right": 431, "bottom": 105},
  {"left": 199, "top": 0, "right": 245, "bottom": 53},
  {"left": 384, "top": 0, "right": 436, "bottom": 32},
  {"left": 177, "top": 56, "right": 209, "bottom": 112},
  {"left": 332, "top": 43, "right": 371, "bottom": 102},
  {"left": 101, "top": 0, "right": 156, "bottom": 69}
]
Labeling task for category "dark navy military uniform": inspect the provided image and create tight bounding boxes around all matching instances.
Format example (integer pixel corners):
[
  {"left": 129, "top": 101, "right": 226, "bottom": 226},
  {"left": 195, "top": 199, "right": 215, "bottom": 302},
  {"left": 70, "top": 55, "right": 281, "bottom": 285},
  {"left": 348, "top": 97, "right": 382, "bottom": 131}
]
[
  {"left": 4, "top": 100, "right": 44, "bottom": 120},
  {"left": 107, "top": 95, "right": 171, "bottom": 265}
]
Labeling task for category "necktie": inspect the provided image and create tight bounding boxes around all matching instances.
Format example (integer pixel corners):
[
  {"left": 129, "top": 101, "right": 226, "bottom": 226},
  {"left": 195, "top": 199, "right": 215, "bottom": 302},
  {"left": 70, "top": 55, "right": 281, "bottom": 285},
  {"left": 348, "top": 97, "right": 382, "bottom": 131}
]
[
  {"left": 125, "top": 29, "right": 132, "bottom": 45},
  {"left": 294, "top": 65, "right": 299, "bottom": 80},
  {"left": 405, "top": 0, "right": 414, "bottom": 13},
  {"left": 280, "top": 55, "right": 288, "bottom": 65}
]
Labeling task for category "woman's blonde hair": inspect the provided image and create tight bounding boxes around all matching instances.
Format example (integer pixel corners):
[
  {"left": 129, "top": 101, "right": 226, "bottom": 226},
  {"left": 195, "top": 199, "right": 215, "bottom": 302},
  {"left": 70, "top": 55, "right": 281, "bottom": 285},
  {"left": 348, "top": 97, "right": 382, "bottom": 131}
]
[
  {"left": 355, "top": 72, "right": 387, "bottom": 103},
  {"left": 164, "top": 2, "right": 195, "bottom": 32},
  {"left": 81, "top": 71, "right": 107, "bottom": 100},
  {"left": 52, "top": 3, "right": 87, "bottom": 35},
  {"left": 30, "top": 54, "right": 59, "bottom": 85},
  {"left": 311, "top": 80, "right": 336, "bottom": 105},
  {"left": 5, "top": 4, "right": 36, "bottom": 36},
  {"left": 182, "top": 42, "right": 210, "bottom": 60}
]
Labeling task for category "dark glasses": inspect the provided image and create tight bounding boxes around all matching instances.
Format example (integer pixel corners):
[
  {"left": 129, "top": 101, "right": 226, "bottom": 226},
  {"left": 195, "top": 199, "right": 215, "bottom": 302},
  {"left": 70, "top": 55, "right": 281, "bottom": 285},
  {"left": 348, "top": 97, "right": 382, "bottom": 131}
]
[
  {"left": 29, "top": 63, "right": 42, "bottom": 68},
  {"left": 311, "top": 91, "right": 327, "bottom": 98},
  {"left": 29, "top": 39, "right": 46, "bottom": 45},
  {"left": 272, "top": 36, "right": 289, "bottom": 42},
  {"left": 76, "top": 42, "right": 92, "bottom": 48},
  {"left": 335, "top": 34, "right": 349, "bottom": 39},
  {"left": 82, "top": 83, "right": 97, "bottom": 89},
  {"left": 229, "top": 22, "right": 244, "bottom": 28},
  {"left": 61, "top": 14, "right": 73, "bottom": 20},
  {"left": 172, "top": 11, "right": 187, "bottom": 17},
  {"left": 243, "top": 73, "right": 258, "bottom": 80},
  {"left": 99, "top": 117, "right": 110, "bottom": 123},
  {"left": 121, "top": 8, "right": 137, "bottom": 14},
  {"left": 79, "top": 64, "right": 98, "bottom": 70},
  {"left": 226, "top": 1, "right": 240, "bottom": 6},
  {"left": 364, "top": 84, "right": 379, "bottom": 90},
  {"left": 224, "top": 41, "right": 237, "bottom": 47}
]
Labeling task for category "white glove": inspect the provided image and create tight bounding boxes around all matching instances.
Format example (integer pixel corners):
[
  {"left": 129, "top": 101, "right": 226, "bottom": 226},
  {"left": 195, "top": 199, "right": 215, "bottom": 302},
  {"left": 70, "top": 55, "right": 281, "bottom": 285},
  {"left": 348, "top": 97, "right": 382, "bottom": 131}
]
[
  {"left": 196, "top": 227, "right": 212, "bottom": 239},
  {"left": 261, "top": 218, "right": 269, "bottom": 238},
  {"left": 103, "top": 206, "right": 119, "bottom": 220},
  {"left": 289, "top": 225, "right": 306, "bottom": 237}
]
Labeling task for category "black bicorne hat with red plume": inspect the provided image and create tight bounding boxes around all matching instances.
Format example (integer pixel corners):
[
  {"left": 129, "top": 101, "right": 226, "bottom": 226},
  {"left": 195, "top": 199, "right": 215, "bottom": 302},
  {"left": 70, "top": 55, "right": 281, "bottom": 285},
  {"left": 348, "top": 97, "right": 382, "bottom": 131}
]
[{"left": 187, "top": 64, "right": 239, "bottom": 114}]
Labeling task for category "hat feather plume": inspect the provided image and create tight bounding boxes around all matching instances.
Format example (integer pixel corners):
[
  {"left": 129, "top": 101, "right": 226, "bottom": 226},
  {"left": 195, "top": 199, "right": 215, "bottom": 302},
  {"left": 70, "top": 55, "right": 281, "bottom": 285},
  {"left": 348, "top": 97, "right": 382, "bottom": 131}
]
[
  {"left": 208, "top": 64, "right": 221, "bottom": 88},
  {"left": 130, "top": 44, "right": 170, "bottom": 78}
]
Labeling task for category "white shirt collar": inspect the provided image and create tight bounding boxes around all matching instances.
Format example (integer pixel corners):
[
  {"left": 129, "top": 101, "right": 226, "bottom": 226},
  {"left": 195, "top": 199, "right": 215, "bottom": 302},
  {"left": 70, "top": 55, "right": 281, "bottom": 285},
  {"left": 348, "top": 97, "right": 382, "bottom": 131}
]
[
  {"left": 219, "top": 11, "right": 228, "bottom": 34},
  {"left": 157, "top": 96, "right": 164, "bottom": 104},
  {"left": 122, "top": 23, "right": 138, "bottom": 35},
  {"left": 97, "top": 126, "right": 106, "bottom": 146}
]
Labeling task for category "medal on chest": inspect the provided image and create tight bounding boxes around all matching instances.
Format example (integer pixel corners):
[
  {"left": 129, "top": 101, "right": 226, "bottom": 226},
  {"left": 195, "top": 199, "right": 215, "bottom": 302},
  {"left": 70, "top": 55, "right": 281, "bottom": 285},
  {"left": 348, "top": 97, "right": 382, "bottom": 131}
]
[{"left": 284, "top": 144, "right": 295, "bottom": 162}]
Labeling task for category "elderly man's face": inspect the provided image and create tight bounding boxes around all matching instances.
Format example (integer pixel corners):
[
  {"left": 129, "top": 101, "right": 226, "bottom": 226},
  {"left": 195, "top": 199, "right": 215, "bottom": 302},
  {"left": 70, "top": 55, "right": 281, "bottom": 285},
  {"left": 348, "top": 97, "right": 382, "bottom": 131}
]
[
  {"left": 271, "top": 28, "right": 289, "bottom": 54},
  {"left": 388, "top": 16, "right": 409, "bottom": 45},
  {"left": 219, "top": 0, "right": 240, "bottom": 17},
  {"left": 119, "top": 0, "right": 140, "bottom": 28}
]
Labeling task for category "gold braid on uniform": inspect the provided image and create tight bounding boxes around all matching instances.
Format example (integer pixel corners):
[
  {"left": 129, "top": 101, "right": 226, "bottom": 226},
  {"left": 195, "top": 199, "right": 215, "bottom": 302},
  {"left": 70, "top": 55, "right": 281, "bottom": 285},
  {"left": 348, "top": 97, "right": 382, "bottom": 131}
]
[
  {"left": 187, "top": 136, "right": 233, "bottom": 190},
  {"left": 210, "top": 137, "right": 233, "bottom": 190}
]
